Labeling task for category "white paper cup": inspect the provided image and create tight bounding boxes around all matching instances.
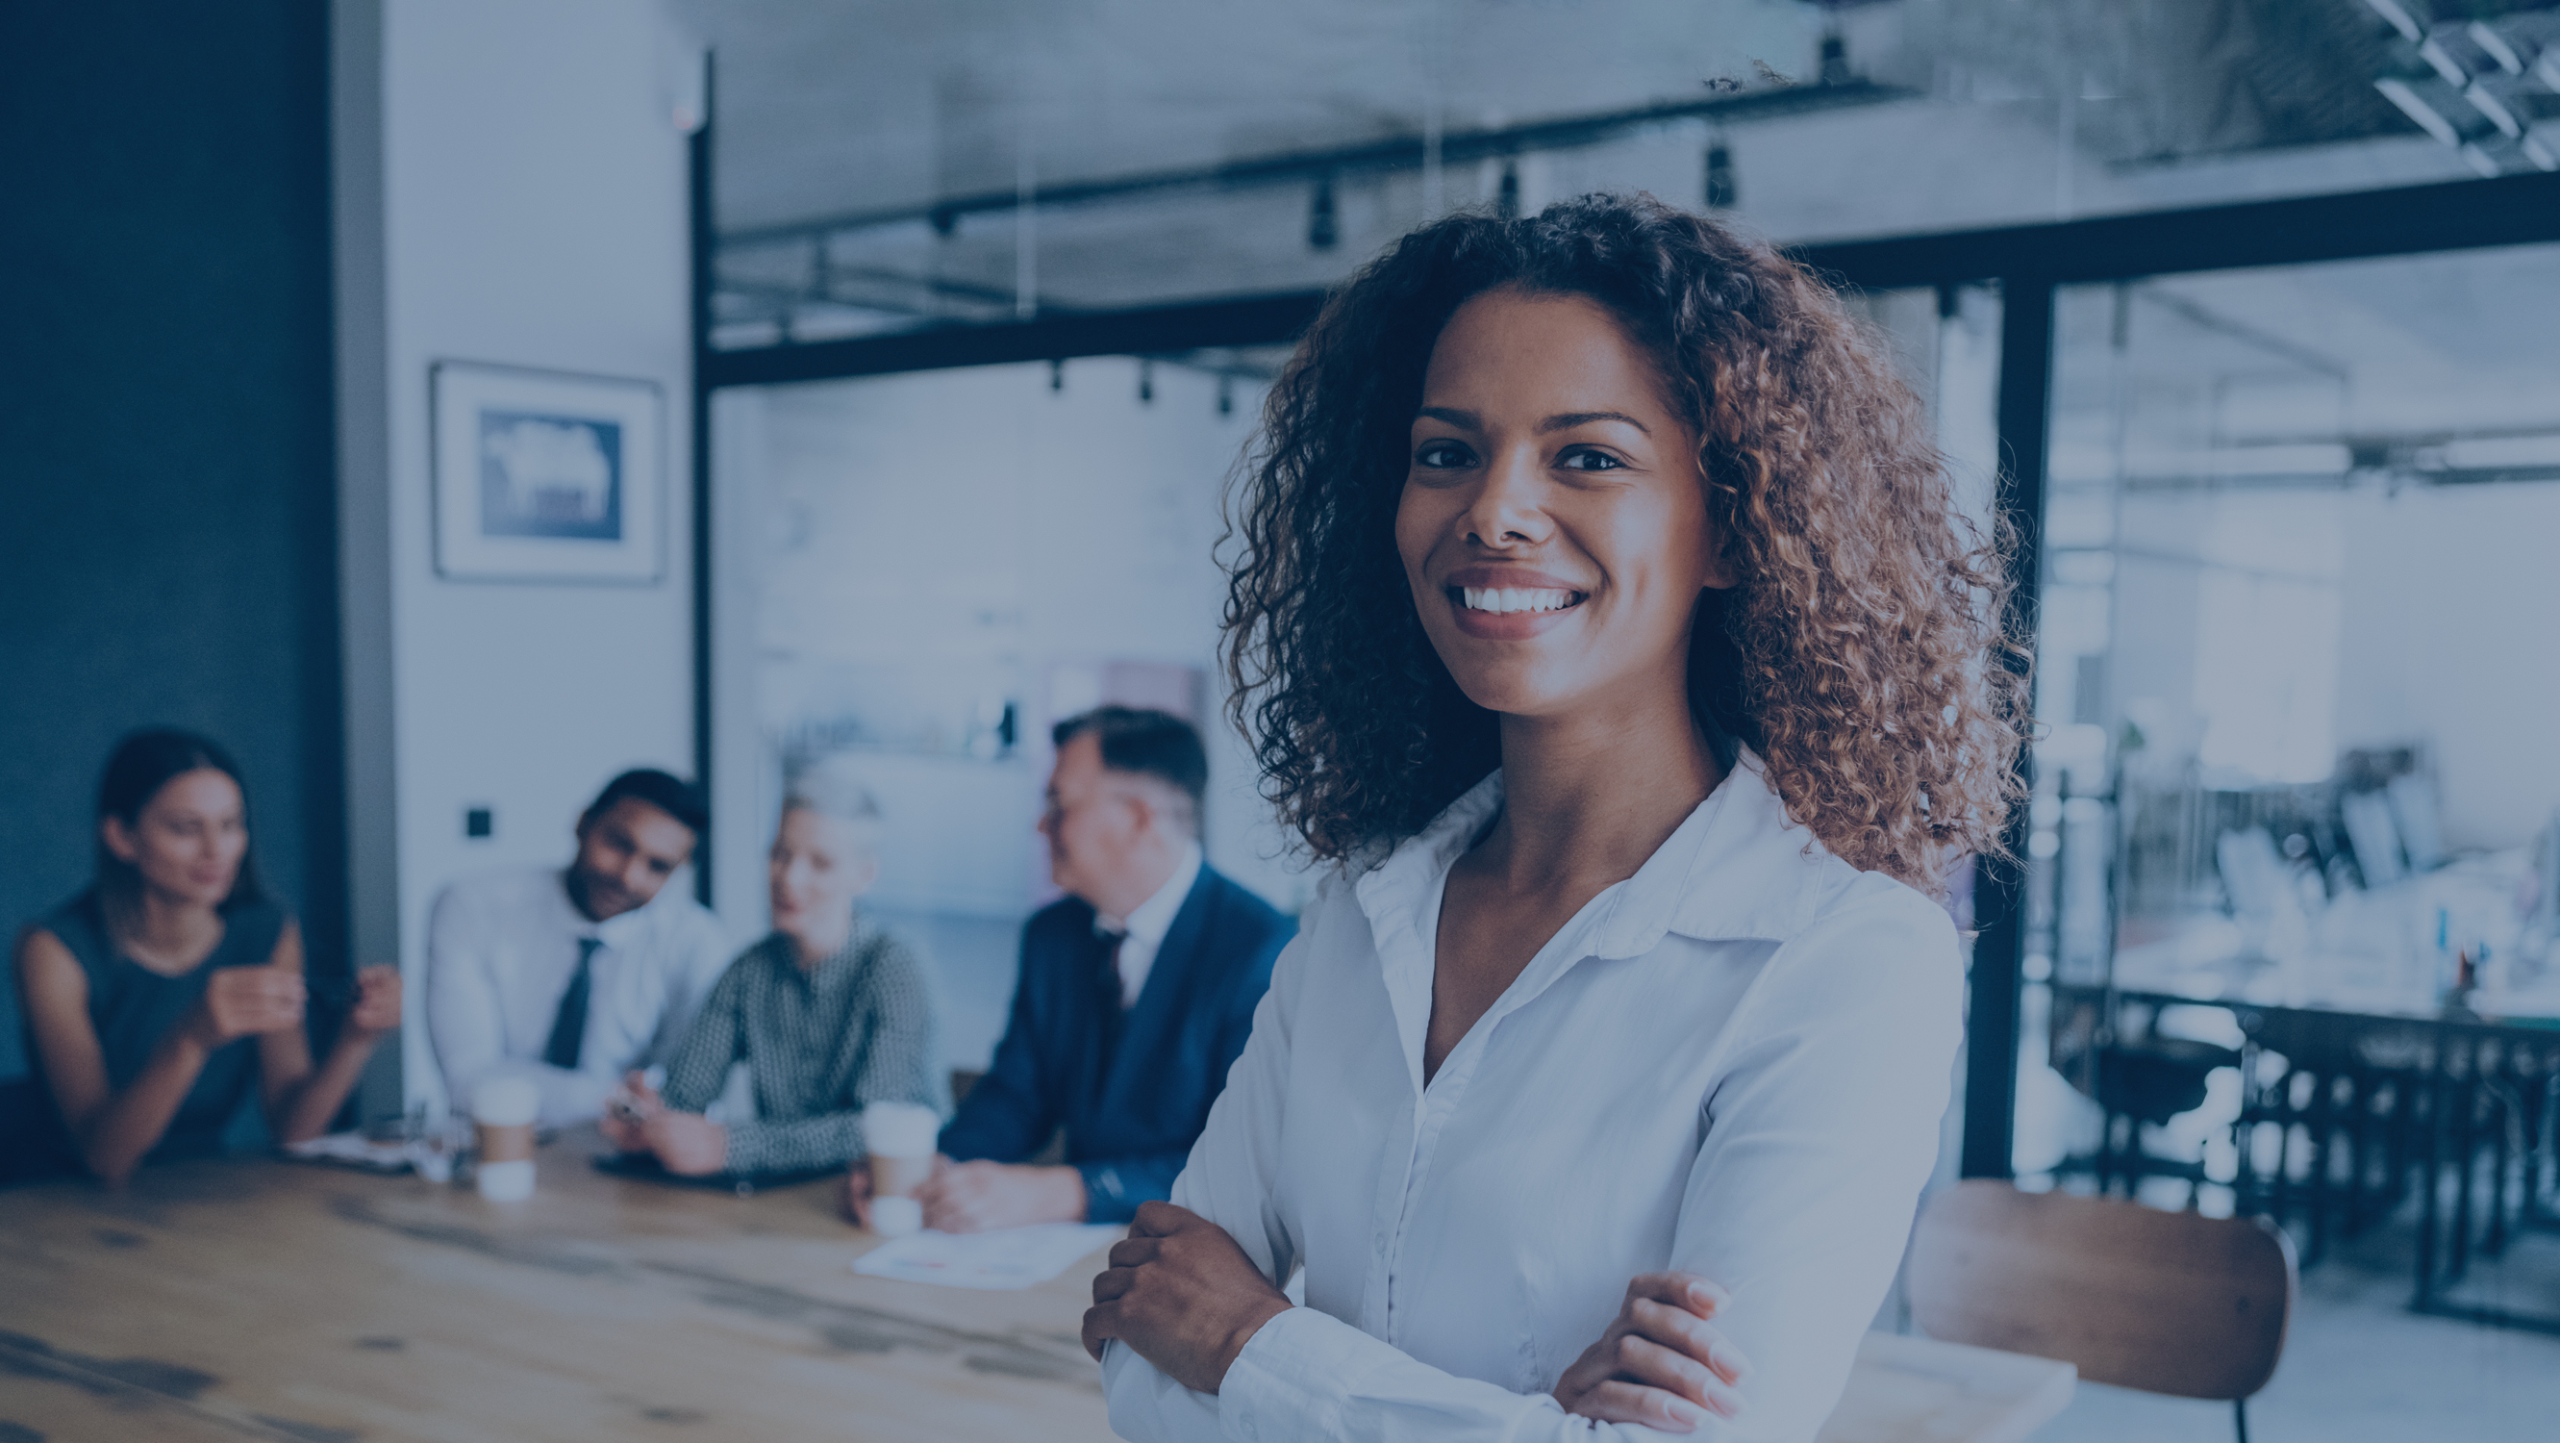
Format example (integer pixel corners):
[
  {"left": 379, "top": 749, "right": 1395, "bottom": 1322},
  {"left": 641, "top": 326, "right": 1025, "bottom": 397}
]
[
  {"left": 477, "top": 1158, "right": 536, "bottom": 1202},
  {"left": 869, "top": 1194, "right": 924, "bottom": 1237},
  {"left": 472, "top": 1075, "right": 540, "bottom": 1128},
  {"left": 861, "top": 1101, "right": 940, "bottom": 1160}
]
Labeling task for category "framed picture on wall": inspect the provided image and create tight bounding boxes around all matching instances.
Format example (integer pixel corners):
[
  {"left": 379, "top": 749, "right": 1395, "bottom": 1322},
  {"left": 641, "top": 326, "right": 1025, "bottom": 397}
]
[{"left": 431, "top": 361, "right": 664, "bottom": 584}]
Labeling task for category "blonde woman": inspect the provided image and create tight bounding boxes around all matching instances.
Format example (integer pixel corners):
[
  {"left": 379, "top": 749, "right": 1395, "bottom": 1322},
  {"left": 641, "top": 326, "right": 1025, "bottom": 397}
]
[{"left": 603, "top": 771, "right": 944, "bottom": 1177}]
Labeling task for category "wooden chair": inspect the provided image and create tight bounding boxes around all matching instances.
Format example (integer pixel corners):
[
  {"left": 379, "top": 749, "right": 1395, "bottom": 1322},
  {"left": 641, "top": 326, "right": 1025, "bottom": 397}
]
[{"left": 1906, "top": 1181, "right": 2296, "bottom": 1443}]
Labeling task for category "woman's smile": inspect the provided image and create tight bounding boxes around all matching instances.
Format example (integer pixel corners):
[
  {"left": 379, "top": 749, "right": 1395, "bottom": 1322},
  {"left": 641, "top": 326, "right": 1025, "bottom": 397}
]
[{"left": 1442, "top": 564, "right": 1591, "bottom": 639}]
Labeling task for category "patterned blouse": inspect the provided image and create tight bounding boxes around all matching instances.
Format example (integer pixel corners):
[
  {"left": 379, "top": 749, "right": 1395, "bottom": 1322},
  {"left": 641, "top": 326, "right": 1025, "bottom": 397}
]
[{"left": 659, "top": 916, "right": 946, "bottom": 1175}]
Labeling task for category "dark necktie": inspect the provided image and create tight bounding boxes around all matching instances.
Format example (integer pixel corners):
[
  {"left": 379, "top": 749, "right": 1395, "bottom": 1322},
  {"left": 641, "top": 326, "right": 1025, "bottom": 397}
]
[
  {"left": 544, "top": 937, "right": 603, "bottom": 1070},
  {"left": 1091, "top": 931, "right": 1126, "bottom": 1100}
]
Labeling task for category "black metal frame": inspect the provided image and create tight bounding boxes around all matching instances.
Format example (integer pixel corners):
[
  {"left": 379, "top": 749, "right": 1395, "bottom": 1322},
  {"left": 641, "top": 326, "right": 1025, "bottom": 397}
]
[
  {"left": 688, "top": 58, "right": 717, "bottom": 906},
  {"left": 688, "top": 152, "right": 2560, "bottom": 1175}
]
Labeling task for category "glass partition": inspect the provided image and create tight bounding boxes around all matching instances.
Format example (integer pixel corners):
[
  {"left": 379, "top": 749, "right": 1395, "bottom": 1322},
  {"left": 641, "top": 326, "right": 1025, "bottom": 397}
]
[{"left": 2019, "top": 242, "right": 2560, "bottom": 1196}]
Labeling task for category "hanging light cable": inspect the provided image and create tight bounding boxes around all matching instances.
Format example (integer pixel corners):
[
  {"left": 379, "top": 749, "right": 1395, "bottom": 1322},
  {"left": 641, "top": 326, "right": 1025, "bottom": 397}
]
[
  {"left": 1308, "top": 175, "right": 1339, "bottom": 250},
  {"left": 1704, "top": 134, "right": 1736, "bottom": 209}
]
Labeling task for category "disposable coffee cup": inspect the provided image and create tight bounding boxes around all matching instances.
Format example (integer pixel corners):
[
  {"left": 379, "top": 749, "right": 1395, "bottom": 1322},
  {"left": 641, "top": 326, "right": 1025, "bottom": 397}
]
[
  {"left": 861, "top": 1101, "right": 940, "bottom": 1237},
  {"left": 473, "top": 1075, "right": 541, "bottom": 1201},
  {"left": 869, "top": 1194, "right": 923, "bottom": 1237}
]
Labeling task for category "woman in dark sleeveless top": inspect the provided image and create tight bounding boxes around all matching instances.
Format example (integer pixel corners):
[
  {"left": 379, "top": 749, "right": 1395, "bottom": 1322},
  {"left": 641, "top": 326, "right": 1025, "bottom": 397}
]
[{"left": 10, "top": 730, "right": 402, "bottom": 1185}]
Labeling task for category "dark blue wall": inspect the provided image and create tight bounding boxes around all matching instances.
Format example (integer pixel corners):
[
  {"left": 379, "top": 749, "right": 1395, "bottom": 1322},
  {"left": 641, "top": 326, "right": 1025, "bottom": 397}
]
[{"left": 0, "top": 2, "right": 344, "bottom": 1078}]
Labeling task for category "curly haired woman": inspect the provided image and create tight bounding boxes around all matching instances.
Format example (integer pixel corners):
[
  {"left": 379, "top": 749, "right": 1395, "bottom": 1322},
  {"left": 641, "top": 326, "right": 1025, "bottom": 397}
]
[{"left": 1082, "top": 193, "right": 2029, "bottom": 1443}]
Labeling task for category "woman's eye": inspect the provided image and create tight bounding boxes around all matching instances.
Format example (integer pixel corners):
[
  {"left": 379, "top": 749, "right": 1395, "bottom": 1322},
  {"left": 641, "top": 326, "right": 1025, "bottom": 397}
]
[
  {"left": 1413, "top": 440, "right": 1474, "bottom": 469},
  {"left": 1558, "top": 448, "right": 1625, "bottom": 472}
]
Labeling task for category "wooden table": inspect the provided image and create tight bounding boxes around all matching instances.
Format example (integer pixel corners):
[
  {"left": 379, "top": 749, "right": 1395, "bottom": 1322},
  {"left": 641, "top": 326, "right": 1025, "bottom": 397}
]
[
  {"left": 0, "top": 1135, "right": 2072, "bottom": 1442},
  {"left": 0, "top": 1134, "right": 1115, "bottom": 1443}
]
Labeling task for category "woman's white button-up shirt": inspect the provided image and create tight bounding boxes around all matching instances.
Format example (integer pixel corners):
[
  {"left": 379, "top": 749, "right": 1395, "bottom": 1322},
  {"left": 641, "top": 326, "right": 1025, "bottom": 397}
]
[{"left": 1100, "top": 750, "right": 1963, "bottom": 1442}]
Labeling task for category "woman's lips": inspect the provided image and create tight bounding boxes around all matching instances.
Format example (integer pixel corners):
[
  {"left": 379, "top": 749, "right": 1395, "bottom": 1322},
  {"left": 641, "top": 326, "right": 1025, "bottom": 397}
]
[{"left": 1442, "top": 582, "right": 1587, "bottom": 640}]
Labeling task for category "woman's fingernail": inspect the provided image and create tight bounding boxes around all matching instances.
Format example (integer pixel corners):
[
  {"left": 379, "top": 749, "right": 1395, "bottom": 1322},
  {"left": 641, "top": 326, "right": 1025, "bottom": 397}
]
[
  {"left": 1708, "top": 1388, "right": 1746, "bottom": 1418},
  {"left": 1667, "top": 1400, "right": 1705, "bottom": 1430}
]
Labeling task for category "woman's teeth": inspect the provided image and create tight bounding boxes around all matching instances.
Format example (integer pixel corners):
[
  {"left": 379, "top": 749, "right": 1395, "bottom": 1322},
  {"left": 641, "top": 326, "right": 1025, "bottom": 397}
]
[{"left": 1459, "top": 587, "right": 1578, "bottom": 614}]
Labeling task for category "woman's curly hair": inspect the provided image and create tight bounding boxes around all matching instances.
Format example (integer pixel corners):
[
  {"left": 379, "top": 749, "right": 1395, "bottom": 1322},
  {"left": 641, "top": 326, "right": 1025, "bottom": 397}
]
[{"left": 1222, "top": 193, "right": 2030, "bottom": 892}]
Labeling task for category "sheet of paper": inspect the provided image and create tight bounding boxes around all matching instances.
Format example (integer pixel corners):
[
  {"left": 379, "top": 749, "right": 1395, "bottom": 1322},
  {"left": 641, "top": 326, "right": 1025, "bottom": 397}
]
[
  {"left": 281, "top": 1131, "right": 415, "bottom": 1172},
  {"left": 852, "top": 1223, "right": 1124, "bottom": 1290}
]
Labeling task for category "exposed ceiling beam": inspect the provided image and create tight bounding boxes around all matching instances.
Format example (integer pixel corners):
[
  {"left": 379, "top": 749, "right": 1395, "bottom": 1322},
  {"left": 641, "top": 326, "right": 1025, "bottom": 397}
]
[{"left": 720, "top": 79, "right": 1915, "bottom": 249}]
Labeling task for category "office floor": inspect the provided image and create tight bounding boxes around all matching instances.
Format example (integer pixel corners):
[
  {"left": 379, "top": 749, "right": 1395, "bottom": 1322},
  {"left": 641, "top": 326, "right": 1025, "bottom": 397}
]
[{"left": 2033, "top": 1210, "right": 2560, "bottom": 1441}]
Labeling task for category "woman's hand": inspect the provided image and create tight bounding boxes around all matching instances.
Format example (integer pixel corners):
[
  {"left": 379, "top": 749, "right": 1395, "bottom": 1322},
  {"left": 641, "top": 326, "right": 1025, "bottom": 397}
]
[
  {"left": 1552, "top": 1273, "right": 1751, "bottom": 1433},
  {"left": 189, "top": 966, "right": 305, "bottom": 1049},
  {"left": 598, "top": 1071, "right": 660, "bottom": 1154},
  {"left": 1083, "top": 1201, "right": 1290, "bottom": 1393},
  {"left": 840, "top": 1161, "right": 874, "bottom": 1227},
  {"left": 345, "top": 966, "right": 401, "bottom": 1037},
  {"left": 643, "top": 1110, "right": 728, "bottom": 1176}
]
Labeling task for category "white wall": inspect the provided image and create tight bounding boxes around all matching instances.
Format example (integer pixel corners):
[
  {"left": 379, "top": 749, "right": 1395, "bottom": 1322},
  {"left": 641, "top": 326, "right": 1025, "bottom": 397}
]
[
  {"left": 336, "top": 0, "right": 702, "bottom": 1114},
  {"left": 2097, "top": 483, "right": 2560, "bottom": 852},
  {"left": 2334, "top": 483, "right": 2560, "bottom": 851}
]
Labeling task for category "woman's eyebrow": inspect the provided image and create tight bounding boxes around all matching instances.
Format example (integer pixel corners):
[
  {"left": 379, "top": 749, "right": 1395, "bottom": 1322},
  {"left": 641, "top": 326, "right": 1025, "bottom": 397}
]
[
  {"left": 1415, "top": 405, "right": 1481, "bottom": 430},
  {"left": 1539, "top": 409, "right": 1649, "bottom": 435}
]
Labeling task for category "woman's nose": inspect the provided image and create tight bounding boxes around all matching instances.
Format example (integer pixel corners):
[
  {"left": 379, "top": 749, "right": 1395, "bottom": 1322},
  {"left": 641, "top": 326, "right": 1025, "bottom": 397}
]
[{"left": 1464, "top": 451, "right": 1550, "bottom": 546}]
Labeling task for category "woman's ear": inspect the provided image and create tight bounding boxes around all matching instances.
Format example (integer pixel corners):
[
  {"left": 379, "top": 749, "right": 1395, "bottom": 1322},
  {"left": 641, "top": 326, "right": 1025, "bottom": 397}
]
[
  {"left": 846, "top": 851, "right": 883, "bottom": 898},
  {"left": 1700, "top": 526, "right": 1739, "bottom": 591},
  {"left": 100, "top": 815, "right": 139, "bottom": 864},
  {"left": 1695, "top": 461, "right": 1740, "bottom": 592}
]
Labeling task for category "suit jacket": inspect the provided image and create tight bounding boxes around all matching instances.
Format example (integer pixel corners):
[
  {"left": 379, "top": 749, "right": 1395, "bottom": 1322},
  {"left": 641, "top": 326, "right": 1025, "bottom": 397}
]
[{"left": 939, "top": 864, "right": 1292, "bottom": 1222}]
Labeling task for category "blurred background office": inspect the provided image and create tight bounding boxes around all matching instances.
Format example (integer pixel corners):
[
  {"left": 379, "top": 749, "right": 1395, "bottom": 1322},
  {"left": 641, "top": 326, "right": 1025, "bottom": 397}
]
[{"left": 7, "top": 2, "right": 2560, "bottom": 1439}]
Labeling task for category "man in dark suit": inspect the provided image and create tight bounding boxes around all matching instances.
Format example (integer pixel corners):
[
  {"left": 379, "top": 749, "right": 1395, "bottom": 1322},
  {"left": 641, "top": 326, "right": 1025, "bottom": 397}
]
[{"left": 917, "top": 706, "right": 1291, "bottom": 1231}]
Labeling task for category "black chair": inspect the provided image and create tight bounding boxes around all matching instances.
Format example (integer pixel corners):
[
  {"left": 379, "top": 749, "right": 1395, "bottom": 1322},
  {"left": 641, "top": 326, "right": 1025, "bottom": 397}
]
[
  {"left": 2052, "top": 987, "right": 2239, "bottom": 1204},
  {"left": 2230, "top": 1008, "right": 2431, "bottom": 1268}
]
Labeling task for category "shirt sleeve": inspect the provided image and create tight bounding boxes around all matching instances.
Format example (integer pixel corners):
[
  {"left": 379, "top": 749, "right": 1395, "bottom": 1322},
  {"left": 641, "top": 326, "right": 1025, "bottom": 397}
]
[
  {"left": 657, "top": 951, "right": 749, "bottom": 1115},
  {"left": 1106, "top": 886, "right": 1962, "bottom": 1443},
  {"left": 720, "top": 1111, "right": 865, "bottom": 1175},
  {"left": 1645, "top": 890, "right": 1962, "bottom": 1442},
  {"left": 643, "top": 908, "right": 736, "bottom": 1072},
  {"left": 423, "top": 883, "right": 503, "bottom": 1111}
]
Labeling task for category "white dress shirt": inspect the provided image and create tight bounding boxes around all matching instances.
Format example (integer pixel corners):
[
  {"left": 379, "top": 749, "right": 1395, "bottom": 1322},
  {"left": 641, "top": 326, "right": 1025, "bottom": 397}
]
[
  {"left": 1100, "top": 750, "right": 1962, "bottom": 1443},
  {"left": 425, "top": 865, "right": 732, "bottom": 1126},
  {"left": 1100, "top": 843, "right": 1204, "bottom": 1008}
]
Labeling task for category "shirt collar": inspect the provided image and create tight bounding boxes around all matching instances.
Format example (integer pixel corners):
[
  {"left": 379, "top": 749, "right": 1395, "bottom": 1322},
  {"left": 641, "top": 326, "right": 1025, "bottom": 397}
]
[
  {"left": 1353, "top": 748, "right": 1841, "bottom": 961},
  {"left": 1099, "top": 842, "right": 1202, "bottom": 945},
  {"left": 778, "top": 913, "right": 872, "bottom": 988}
]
